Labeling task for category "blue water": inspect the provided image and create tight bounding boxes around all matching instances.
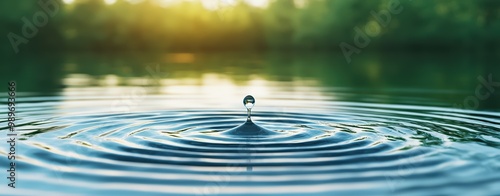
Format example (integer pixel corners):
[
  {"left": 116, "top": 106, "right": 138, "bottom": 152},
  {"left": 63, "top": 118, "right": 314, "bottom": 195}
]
[
  {"left": 1, "top": 84, "right": 500, "bottom": 196},
  {"left": 1, "top": 53, "right": 500, "bottom": 195}
]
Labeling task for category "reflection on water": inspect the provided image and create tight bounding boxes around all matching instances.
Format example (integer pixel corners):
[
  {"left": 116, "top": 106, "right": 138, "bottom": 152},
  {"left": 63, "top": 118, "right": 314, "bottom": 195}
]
[
  {"left": 0, "top": 52, "right": 500, "bottom": 195},
  {"left": 2, "top": 52, "right": 500, "bottom": 109}
]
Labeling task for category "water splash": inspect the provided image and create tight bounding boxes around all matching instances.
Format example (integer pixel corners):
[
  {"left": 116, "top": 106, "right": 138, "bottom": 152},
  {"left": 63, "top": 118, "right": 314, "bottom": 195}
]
[{"left": 223, "top": 95, "right": 276, "bottom": 137}]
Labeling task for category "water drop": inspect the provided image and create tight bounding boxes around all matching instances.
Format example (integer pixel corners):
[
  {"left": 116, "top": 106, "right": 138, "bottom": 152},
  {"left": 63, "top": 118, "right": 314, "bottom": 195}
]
[
  {"left": 223, "top": 95, "right": 276, "bottom": 137},
  {"left": 243, "top": 95, "right": 255, "bottom": 121},
  {"left": 244, "top": 95, "right": 255, "bottom": 110}
]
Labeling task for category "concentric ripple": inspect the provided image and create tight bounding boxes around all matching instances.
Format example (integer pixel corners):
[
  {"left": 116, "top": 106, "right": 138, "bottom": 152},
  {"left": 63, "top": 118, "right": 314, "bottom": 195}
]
[{"left": 2, "top": 97, "right": 500, "bottom": 196}]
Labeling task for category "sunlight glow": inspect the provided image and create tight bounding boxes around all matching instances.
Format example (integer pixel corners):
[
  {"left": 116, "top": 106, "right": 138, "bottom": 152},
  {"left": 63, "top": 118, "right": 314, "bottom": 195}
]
[
  {"left": 104, "top": 0, "right": 117, "bottom": 5},
  {"left": 200, "top": 0, "right": 223, "bottom": 11},
  {"left": 294, "top": 0, "right": 307, "bottom": 8},
  {"left": 63, "top": 0, "right": 269, "bottom": 8},
  {"left": 244, "top": 0, "right": 268, "bottom": 8},
  {"left": 155, "top": 0, "right": 267, "bottom": 10},
  {"left": 63, "top": 0, "right": 75, "bottom": 4}
]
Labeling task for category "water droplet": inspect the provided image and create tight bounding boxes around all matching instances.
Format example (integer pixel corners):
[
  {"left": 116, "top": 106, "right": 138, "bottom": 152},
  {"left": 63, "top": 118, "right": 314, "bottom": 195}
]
[
  {"left": 243, "top": 95, "right": 255, "bottom": 121},
  {"left": 223, "top": 95, "right": 276, "bottom": 137},
  {"left": 243, "top": 95, "right": 255, "bottom": 110}
]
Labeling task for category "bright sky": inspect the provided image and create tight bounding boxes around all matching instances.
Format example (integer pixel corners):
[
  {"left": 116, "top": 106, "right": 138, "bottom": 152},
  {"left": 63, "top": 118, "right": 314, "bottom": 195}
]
[{"left": 63, "top": 0, "right": 270, "bottom": 9}]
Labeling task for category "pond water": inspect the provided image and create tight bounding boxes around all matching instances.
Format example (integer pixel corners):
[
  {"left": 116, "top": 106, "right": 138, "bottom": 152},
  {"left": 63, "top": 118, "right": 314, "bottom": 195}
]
[{"left": 1, "top": 52, "right": 500, "bottom": 195}]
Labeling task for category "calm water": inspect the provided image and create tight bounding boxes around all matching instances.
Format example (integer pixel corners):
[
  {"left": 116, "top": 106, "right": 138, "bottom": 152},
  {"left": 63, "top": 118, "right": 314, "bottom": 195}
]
[{"left": 1, "top": 52, "right": 500, "bottom": 195}]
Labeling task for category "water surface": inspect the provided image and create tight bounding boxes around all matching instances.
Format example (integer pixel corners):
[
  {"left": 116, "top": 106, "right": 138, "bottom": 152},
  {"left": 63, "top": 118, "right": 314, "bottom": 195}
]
[{"left": 1, "top": 53, "right": 500, "bottom": 195}]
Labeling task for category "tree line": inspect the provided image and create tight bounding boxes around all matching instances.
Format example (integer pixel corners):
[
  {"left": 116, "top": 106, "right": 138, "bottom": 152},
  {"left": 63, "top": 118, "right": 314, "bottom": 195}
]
[{"left": 1, "top": 0, "right": 499, "bottom": 54}]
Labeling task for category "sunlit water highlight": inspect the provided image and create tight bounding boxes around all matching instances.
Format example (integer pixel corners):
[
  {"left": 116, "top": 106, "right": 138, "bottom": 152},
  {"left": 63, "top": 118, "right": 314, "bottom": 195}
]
[{"left": 1, "top": 78, "right": 500, "bottom": 196}]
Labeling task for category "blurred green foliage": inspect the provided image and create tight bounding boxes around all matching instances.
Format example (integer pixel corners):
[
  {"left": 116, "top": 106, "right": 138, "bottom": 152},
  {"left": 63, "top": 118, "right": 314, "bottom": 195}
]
[{"left": 1, "top": 0, "right": 500, "bottom": 54}]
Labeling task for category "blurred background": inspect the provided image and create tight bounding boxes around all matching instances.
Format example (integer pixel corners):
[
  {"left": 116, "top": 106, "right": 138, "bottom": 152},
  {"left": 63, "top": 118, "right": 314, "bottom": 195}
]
[
  {"left": 3, "top": 0, "right": 500, "bottom": 52},
  {"left": 1, "top": 0, "right": 499, "bottom": 110},
  {"left": 2, "top": 2, "right": 500, "bottom": 195}
]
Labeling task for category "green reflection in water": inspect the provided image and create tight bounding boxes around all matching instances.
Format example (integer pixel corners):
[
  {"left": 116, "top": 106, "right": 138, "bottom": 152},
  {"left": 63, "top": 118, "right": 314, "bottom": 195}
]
[{"left": 2, "top": 52, "right": 499, "bottom": 110}]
